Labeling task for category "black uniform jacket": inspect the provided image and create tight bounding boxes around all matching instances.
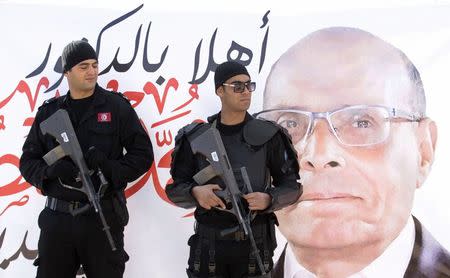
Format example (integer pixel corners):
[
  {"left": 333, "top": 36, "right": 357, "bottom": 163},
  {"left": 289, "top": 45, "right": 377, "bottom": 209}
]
[
  {"left": 166, "top": 112, "right": 302, "bottom": 227},
  {"left": 19, "top": 84, "right": 154, "bottom": 202}
]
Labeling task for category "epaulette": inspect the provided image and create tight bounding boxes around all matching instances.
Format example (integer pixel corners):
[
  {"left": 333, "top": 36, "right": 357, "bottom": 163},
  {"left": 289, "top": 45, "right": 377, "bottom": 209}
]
[
  {"left": 248, "top": 118, "right": 299, "bottom": 175},
  {"left": 111, "top": 91, "right": 131, "bottom": 104},
  {"left": 100, "top": 86, "right": 131, "bottom": 105},
  {"left": 38, "top": 97, "right": 58, "bottom": 110},
  {"left": 243, "top": 118, "right": 279, "bottom": 146},
  {"left": 174, "top": 121, "right": 207, "bottom": 143},
  {"left": 171, "top": 121, "right": 207, "bottom": 170}
]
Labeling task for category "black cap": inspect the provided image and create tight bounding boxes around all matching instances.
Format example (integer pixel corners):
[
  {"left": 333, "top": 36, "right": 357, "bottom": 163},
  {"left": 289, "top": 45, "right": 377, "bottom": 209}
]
[
  {"left": 214, "top": 61, "right": 250, "bottom": 90},
  {"left": 61, "top": 40, "right": 97, "bottom": 72}
]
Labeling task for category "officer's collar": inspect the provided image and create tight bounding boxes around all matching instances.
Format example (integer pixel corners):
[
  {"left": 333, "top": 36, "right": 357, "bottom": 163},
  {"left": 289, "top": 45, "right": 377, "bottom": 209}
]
[
  {"left": 62, "top": 84, "right": 106, "bottom": 107},
  {"left": 207, "top": 112, "right": 253, "bottom": 125}
]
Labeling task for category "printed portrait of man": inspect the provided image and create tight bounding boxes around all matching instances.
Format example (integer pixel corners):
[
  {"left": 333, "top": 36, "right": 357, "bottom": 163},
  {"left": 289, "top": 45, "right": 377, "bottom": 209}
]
[{"left": 256, "top": 27, "right": 450, "bottom": 277}]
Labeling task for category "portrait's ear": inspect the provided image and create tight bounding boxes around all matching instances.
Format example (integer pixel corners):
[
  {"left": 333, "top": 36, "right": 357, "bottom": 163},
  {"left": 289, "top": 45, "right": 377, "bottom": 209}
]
[{"left": 416, "top": 118, "right": 437, "bottom": 188}]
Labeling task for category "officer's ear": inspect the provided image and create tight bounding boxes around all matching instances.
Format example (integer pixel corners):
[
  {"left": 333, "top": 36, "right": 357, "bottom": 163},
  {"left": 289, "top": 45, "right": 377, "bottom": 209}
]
[{"left": 216, "top": 86, "right": 224, "bottom": 98}]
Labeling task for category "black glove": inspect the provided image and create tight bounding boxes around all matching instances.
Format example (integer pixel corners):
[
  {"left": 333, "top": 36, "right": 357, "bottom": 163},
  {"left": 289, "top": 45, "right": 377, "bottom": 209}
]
[
  {"left": 45, "top": 159, "right": 78, "bottom": 182},
  {"left": 85, "top": 146, "right": 113, "bottom": 178}
]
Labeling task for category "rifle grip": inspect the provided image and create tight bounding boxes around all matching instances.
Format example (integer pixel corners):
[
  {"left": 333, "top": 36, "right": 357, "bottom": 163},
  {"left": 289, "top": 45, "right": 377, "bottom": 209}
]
[
  {"left": 214, "top": 190, "right": 227, "bottom": 200},
  {"left": 70, "top": 204, "right": 91, "bottom": 216},
  {"left": 214, "top": 190, "right": 232, "bottom": 210}
]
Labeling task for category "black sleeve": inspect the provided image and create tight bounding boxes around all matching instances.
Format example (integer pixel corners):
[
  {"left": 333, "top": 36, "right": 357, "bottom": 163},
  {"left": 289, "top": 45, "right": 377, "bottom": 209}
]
[
  {"left": 264, "top": 131, "right": 302, "bottom": 213},
  {"left": 19, "top": 109, "right": 50, "bottom": 191},
  {"left": 165, "top": 132, "right": 199, "bottom": 209},
  {"left": 105, "top": 104, "right": 154, "bottom": 189}
]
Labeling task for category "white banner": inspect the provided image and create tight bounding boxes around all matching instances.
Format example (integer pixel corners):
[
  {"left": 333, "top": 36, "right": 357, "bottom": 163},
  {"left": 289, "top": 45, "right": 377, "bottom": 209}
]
[{"left": 1, "top": 2, "right": 449, "bottom": 277}]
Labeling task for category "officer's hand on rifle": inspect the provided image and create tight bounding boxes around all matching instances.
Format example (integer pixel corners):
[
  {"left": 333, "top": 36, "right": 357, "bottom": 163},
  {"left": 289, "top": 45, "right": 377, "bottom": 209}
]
[
  {"left": 45, "top": 159, "right": 78, "bottom": 183},
  {"left": 192, "top": 184, "right": 226, "bottom": 210},
  {"left": 243, "top": 192, "right": 271, "bottom": 211},
  {"left": 85, "top": 146, "right": 113, "bottom": 178}
]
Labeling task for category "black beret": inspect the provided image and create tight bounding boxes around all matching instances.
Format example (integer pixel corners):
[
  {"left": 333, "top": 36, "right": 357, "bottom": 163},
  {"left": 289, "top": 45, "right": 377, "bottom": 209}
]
[
  {"left": 61, "top": 40, "right": 97, "bottom": 72},
  {"left": 214, "top": 61, "right": 250, "bottom": 89}
]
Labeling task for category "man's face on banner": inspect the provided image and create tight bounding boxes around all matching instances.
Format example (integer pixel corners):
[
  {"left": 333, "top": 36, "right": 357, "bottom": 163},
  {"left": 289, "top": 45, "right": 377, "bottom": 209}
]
[{"left": 262, "top": 31, "right": 436, "bottom": 249}]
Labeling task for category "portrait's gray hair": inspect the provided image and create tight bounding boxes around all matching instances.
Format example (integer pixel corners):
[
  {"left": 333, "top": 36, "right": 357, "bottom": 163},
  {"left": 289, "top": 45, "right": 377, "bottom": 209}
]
[{"left": 399, "top": 51, "right": 426, "bottom": 118}]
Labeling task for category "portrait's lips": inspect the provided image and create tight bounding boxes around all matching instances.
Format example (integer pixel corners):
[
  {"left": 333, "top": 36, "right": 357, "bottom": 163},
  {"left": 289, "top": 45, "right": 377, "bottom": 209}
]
[
  {"left": 281, "top": 184, "right": 363, "bottom": 214},
  {"left": 300, "top": 192, "right": 359, "bottom": 201}
]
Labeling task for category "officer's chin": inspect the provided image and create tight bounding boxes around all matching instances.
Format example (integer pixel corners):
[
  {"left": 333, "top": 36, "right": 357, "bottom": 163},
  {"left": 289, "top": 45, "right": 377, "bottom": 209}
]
[{"left": 84, "top": 80, "right": 97, "bottom": 88}]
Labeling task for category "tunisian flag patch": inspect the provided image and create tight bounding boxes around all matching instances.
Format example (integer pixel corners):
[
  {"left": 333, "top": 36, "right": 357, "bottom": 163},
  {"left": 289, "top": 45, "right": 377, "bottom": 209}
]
[{"left": 97, "top": 112, "right": 111, "bottom": 122}]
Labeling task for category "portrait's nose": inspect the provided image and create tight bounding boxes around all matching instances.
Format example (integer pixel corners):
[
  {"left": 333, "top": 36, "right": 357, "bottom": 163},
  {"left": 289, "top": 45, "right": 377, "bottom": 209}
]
[{"left": 298, "top": 120, "right": 346, "bottom": 172}]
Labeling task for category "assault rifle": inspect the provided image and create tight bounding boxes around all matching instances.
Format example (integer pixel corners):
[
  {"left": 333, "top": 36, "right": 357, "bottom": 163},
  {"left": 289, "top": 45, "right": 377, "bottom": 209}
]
[
  {"left": 190, "top": 123, "right": 269, "bottom": 276},
  {"left": 40, "top": 109, "right": 116, "bottom": 251}
]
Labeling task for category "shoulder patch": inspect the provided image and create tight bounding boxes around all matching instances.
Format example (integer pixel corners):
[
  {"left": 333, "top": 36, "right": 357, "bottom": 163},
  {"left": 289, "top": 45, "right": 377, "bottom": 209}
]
[{"left": 243, "top": 118, "right": 279, "bottom": 146}]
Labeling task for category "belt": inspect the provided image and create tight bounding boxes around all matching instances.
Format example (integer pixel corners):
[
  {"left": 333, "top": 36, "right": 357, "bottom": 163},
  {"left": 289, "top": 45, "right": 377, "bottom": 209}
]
[
  {"left": 196, "top": 223, "right": 249, "bottom": 241},
  {"left": 45, "top": 196, "right": 114, "bottom": 215}
]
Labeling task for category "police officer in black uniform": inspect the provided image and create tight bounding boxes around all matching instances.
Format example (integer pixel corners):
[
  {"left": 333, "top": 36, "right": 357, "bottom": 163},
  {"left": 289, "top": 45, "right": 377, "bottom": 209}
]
[
  {"left": 165, "top": 61, "right": 302, "bottom": 278},
  {"left": 19, "top": 40, "right": 154, "bottom": 278}
]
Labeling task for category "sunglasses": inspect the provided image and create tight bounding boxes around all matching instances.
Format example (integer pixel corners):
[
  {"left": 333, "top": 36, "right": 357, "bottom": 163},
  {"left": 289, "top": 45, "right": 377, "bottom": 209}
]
[{"left": 222, "top": 81, "right": 256, "bottom": 93}]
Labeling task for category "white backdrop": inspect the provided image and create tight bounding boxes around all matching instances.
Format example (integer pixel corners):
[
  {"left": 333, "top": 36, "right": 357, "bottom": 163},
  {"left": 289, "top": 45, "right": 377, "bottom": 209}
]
[{"left": 1, "top": 1, "right": 450, "bottom": 277}]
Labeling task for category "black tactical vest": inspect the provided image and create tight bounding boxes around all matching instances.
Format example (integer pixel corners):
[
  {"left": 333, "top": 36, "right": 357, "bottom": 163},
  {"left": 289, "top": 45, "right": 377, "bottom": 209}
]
[{"left": 186, "top": 118, "right": 274, "bottom": 227}]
